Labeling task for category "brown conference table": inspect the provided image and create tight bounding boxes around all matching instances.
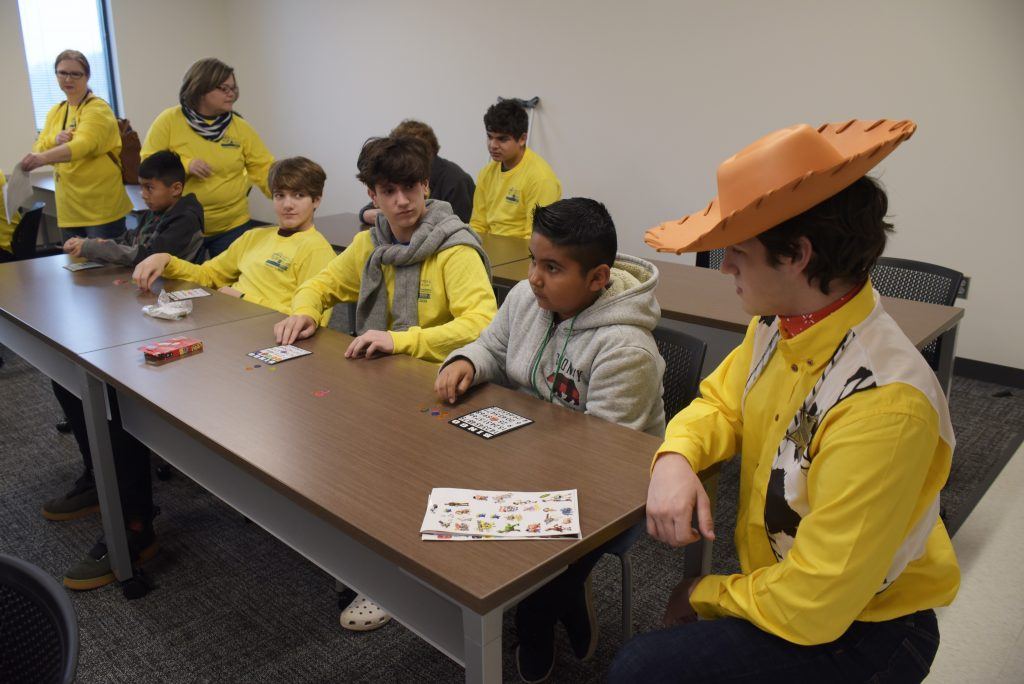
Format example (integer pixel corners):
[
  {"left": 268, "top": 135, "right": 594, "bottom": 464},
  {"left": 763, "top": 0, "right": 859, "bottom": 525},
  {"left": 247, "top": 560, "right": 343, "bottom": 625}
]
[
  {"left": 0, "top": 254, "right": 658, "bottom": 682},
  {"left": 493, "top": 257, "right": 965, "bottom": 392}
]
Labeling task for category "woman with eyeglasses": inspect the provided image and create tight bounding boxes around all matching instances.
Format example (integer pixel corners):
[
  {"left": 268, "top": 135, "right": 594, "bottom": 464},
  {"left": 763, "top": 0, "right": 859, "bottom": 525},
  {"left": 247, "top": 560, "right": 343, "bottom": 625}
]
[
  {"left": 20, "top": 50, "right": 132, "bottom": 239},
  {"left": 141, "top": 57, "right": 274, "bottom": 258}
]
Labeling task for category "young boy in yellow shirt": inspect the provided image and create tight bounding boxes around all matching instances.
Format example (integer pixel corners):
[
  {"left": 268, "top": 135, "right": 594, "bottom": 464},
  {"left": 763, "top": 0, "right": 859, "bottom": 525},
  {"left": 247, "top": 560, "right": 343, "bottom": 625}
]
[
  {"left": 134, "top": 156, "right": 335, "bottom": 325},
  {"left": 274, "top": 134, "right": 496, "bottom": 632},
  {"left": 274, "top": 135, "right": 496, "bottom": 364},
  {"left": 469, "top": 100, "right": 561, "bottom": 239}
]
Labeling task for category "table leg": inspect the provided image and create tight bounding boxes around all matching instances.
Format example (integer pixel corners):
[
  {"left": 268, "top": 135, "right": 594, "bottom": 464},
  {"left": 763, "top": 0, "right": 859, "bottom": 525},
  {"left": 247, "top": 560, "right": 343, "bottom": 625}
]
[
  {"left": 80, "top": 371, "right": 132, "bottom": 581},
  {"left": 462, "top": 607, "right": 502, "bottom": 684},
  {"left": 936, "top": 325, "right": 959, "bottom": 398}
]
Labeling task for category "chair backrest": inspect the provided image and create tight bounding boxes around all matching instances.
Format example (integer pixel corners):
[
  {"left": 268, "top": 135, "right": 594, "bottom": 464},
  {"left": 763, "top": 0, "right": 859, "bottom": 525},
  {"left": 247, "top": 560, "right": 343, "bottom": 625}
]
[
  {"left": 653, "top": 325, "right": 708, "bottom": 420},
  {"left": 870, "top": 256, "right": 963, "bottom": 306},
  {"left": 0, "top": 553, "right": 78, "bottom": 684},
  {"left": 11, "top": 202, "right": 46, "bottom": 260},
  {"left": 870, "top": 256, "right": 963, "bottom": 370},
  {"left": 695, "top": 248, "right": 726, "bottom": 270}
]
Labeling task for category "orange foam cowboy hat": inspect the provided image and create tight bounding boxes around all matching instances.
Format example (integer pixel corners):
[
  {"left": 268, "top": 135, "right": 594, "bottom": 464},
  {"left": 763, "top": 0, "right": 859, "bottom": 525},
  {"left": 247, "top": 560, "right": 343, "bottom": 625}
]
[{"left": 645, "top": 118, "right": 916, "bottom": 254}]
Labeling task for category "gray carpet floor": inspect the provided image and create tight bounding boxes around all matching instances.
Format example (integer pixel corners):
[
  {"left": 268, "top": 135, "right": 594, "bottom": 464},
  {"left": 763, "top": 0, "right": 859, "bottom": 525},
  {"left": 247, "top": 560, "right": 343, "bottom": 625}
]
[{"left": 0, "top": 346, "right": 1020, "bottom": 683}]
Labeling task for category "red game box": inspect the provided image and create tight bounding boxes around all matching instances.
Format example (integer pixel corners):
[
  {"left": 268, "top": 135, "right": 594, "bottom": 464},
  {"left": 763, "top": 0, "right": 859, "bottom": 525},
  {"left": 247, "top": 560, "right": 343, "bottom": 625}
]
[{"left": 139, "top": 337, "right": 203, "bottom": 363}]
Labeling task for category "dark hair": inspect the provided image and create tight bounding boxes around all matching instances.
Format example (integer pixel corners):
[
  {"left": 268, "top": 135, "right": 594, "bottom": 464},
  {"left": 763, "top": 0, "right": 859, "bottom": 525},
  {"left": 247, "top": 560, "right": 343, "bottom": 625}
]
[
  {"left": 757, "top": 175, "right": 893, "bottom": 294},
  {"left": 269, "top": 156, "right": 327, "bottom": 199},
  {"left": 54, "top": 50, "right": 90, "bottom": 77},
  {"left": 138, "top": 150, "right": 186, "bottom": 186},
  {"left": 532, "top": 198, "right": 617, "bottom": 273},
  {"left": 356, "top": 136, "right": 432, "bottom": 189},
  {"left": 390, "top": 120, "right": 440, "bottom": 156},
  {"left": 484, "top": 100, "right": 528, "bottom": 139},
  {"left": 179, "top": 58, "right": 235, "bottom": 110}
]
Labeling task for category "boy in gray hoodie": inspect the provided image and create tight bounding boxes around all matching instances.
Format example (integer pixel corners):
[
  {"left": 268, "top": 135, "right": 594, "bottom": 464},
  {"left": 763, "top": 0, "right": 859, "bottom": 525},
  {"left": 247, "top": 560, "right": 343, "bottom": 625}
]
[
  {"left": 62, "top": 150, "right": 203, "bottom": 266},
  {"left": 436, "top": 197, "right": 666, "bottom": 681}
]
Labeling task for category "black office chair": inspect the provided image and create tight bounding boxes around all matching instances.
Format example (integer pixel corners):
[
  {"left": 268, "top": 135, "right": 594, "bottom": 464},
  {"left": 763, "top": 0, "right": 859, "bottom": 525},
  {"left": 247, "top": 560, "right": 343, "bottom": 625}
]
[
  {"left": 492, "top": 283, "right": 513, "bottom": 308},
  {"left": 0, "top": 553, "right": 79, "bottom": 684},
  {"left": 695, "top": 248, "right": 726, "bottom": 271},
  {"left": 612, "top": 325, "right": 708, "bottom": 638},
  {"left": 870, "top": 256, "right": 963, "bottom": 375},
  {"left": 0, "top": 202, "right": 46, "bottom": 263}
]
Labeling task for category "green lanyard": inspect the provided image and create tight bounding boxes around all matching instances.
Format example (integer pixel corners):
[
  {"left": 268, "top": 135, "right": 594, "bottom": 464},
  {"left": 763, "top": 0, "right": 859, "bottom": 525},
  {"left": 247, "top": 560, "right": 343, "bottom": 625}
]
[{"left": 529, "top": 314, "right": 577, "bottom": 402}]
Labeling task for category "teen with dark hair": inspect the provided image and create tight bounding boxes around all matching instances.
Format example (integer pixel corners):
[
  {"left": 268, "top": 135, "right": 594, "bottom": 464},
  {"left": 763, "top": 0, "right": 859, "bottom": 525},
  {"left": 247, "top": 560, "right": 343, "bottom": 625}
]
[
  {"left": 470, "top": 100, "right": 561, "bottom": 239},
  {"left": 63, "top": 150, "right": 204, "bottom": 266},
  {"left": 613, "top": 121, "right": 958, "bottom": 683},
  {"left": 358, "top": 120, "right": 476, "bottom": 224},
  {"left": 274, "top": 134, "right": 497, "bottom": 632},
  {"left": 141, "top": 57, "right": 274, "bottom": 258},
  {"left": 275, "top": 135, "right": 496, "bottom": 365},
  {"left": 437, "top": 197, "right": 665, "bottom": 680}
]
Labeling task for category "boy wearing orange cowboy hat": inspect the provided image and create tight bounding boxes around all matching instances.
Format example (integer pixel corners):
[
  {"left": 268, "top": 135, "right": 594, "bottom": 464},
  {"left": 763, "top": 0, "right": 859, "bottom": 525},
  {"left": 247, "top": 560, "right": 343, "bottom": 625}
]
[{"left": 610, "top": 120, "right": 959, "bottom": 683}]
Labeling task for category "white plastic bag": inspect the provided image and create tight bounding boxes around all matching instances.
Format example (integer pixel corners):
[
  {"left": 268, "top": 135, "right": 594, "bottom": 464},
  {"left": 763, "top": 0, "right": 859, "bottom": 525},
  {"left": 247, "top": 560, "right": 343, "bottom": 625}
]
[{"left": 142, "top": 290, "right": 193, "bottom": 320}]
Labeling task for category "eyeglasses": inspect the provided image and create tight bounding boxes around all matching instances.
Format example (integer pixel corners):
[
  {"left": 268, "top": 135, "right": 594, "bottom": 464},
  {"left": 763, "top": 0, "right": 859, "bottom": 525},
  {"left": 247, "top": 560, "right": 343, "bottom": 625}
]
[
  {"left": 56, "top": 70, "right": 86, "bottom": 81},
  {"left": 215, "top": 83, "right": 239, "bottom": 95}
]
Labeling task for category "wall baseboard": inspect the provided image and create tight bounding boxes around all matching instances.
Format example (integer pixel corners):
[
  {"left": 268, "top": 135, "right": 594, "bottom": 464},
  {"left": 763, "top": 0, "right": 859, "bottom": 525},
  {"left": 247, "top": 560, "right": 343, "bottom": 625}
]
[{"left": 954, "top": 357, "right": 1024, "bottom": 389}]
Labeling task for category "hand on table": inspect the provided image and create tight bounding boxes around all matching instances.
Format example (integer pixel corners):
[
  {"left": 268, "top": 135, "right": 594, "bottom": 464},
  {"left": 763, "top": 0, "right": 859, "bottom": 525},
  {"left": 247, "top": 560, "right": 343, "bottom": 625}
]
[
  {"left": 188, "top": 159, "right": 213, "bottom": 179},
  {"left": 345, "top": 329, "right": 394, "bottom": 359},
  {"left": 218, "top": 285, "right": 243, "bottom": 298},
  {"left": 646, "top": 453, "right": 715, "bottom": 548},
  {"left": 132, "top": 253, "right": 173, "bottom": 292},
  {"left": 274, "top": 315, "right": 317, "bottom": 345},
  {"left": 435, "top": 359, "right": 475, "bottom": 404},
  {"left": 62, "top": 237, "right": 84, "bottom": 258}
]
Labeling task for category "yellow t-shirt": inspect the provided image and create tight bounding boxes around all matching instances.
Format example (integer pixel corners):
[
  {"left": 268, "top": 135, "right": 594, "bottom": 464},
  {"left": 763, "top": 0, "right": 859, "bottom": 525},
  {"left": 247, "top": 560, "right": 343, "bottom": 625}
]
[
  {"left": 469, "top": 148, "right": 561, "bottom": 239},
  {"left": 657, "top": 284, "right": 959, "bottom": 645},
  {"left": 164, "top": 225, "right": 335, "bottom": 324},
  {"left": 291, "top": 230, "right": 497, "bottom": 362},
  {"left": 0, "top": 170, "right": 20, "bottom": 253},
  {"left": 33, "top": 96, "right": 132, "bottom": 229},
  {"left": 142, "top": 106, "right": 274, "bottom": 236}
]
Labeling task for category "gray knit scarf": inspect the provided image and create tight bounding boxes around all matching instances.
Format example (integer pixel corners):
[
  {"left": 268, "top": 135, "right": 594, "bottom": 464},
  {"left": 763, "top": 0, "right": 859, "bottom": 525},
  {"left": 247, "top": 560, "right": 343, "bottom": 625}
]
[{"left": 355, "top": 200, "right": 491, "bottom": 335}]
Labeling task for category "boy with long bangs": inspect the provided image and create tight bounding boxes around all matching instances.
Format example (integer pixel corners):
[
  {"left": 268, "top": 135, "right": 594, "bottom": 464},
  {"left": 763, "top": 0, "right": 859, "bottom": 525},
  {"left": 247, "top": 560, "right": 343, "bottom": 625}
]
[
  {"left": 358, "top": 119, "right": 475, "bottom": 224},
  {"left": 611, "top": 120, "right": 958, "bottom": 683},
  {"left": 133, "top": 156, "right": 335, "bottom": 327},
  {"left": 437, "top": 197, "right": 666, "bottom": 681},
  {"left": 469, "top": 99, "right": 562, "bottom": 239},
  {"left": 63, "top": 150, "right": 204, "bottom": 266},
  {"left": 274, "top": 135, "right": 496, "bottom": 365}
]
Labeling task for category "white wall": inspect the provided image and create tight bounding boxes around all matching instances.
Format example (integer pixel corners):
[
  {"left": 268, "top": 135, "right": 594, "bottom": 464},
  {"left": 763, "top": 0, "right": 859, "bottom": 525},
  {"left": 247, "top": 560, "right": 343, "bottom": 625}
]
[
  {"left": 6, "top": 0, "right": 1023, "bottom": 368},
  {"left": 0, "top": 0, "right": 38, "bottom": 171}
]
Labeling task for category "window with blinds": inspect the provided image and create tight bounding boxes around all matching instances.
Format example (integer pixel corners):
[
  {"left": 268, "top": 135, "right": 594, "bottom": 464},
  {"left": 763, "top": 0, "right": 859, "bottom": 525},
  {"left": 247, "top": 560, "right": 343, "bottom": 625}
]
[{"left": 17, "top": 0, "right": 120, "bottom": 131}]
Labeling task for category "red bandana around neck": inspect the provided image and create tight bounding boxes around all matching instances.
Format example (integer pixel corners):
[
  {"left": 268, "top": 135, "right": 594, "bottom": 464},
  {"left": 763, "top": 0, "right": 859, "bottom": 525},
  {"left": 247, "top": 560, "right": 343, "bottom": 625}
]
[{"left": 778, "top": 281, "right": 866, "bottom": 339}]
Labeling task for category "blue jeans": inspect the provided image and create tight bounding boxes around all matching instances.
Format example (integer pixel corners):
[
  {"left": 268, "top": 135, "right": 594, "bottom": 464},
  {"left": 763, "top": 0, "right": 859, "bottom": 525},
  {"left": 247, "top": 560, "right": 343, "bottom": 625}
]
[
  {"left": 63, "top": 216, "right": 126, "bottom": 240},
  {"left": 609, "top": 609, "right": 939, "bottom": 683},
  {"left": 202, "top": 219, "right": 259, "bottom": 260}
]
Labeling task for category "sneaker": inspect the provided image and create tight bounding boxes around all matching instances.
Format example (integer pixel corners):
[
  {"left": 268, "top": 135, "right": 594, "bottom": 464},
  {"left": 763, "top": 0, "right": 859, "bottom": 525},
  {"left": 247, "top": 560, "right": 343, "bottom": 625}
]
[
  {"left": 339, "top": 594, "right": 391, "bottom": 632},
  {"left": 63, "top": 527, "right": 158, "bottom": 591},
  {"left": 515, "top": 630, "right": 555, "bottom": 683},
  {"left": 560, "top": 576, "right": 599, "bottom": 661},
  {"left": 42, "top": 472, "right": 99, "bottom": 521}
]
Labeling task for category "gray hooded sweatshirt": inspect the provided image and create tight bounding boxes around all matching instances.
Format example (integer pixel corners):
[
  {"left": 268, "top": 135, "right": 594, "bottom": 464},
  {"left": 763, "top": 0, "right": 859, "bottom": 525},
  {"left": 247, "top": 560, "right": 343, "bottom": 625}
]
[{"left": 444, "top": 253, "right": 666, "bottom": 437}]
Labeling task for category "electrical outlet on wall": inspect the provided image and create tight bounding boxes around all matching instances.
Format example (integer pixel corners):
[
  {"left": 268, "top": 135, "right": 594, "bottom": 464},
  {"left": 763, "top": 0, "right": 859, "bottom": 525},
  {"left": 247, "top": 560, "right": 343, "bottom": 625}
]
[{"left": 957, "top": 276, "right": 970, "bottom": 300}]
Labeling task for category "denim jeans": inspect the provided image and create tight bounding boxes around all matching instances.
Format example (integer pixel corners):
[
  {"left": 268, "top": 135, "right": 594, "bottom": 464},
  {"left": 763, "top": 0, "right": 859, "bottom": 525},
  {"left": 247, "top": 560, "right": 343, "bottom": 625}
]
[
  {"left": 609, "top": 608, "right": 939, "bottom": 683},
  {"left": 63, "top": 216, "right": 126, "bottom": 240},
  {"left": 202, "top": 219, "right": 259, "bottom": 260}
]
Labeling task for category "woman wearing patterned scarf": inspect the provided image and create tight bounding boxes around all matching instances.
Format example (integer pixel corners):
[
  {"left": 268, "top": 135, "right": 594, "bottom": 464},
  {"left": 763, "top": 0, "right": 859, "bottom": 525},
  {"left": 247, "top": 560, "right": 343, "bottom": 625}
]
[{"left": 141, "top": 58, "right": 275, "bottom": 258}]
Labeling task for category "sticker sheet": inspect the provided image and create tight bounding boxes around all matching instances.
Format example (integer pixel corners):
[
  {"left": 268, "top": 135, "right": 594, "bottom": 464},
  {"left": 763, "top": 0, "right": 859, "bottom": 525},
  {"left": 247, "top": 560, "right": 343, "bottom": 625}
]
[
  {"left": 450, "top": 406, "right": 532, "bottom": 439},
  {"left": 420, "top": 488, "right": 581, "bottom": 541},
  {"left": 63, "top": 261, "right": 104, "bottom": 271},
  {"left": 167, "top": 288, "right": 210, "bottom": 301},
  {"left": 247, "top": 345, "right": 312, "bottom": 365}
]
